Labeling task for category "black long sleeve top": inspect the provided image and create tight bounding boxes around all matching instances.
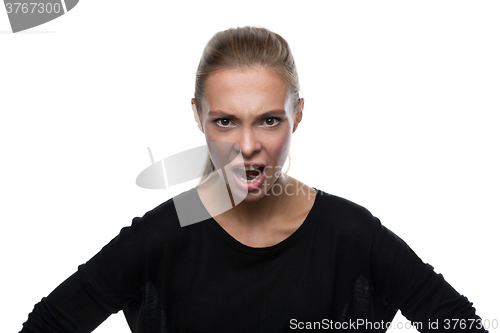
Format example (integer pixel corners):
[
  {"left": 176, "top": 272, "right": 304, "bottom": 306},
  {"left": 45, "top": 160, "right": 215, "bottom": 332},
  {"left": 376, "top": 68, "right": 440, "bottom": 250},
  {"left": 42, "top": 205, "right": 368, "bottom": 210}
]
[{"left": 20, "top": 187, "right": 487, "bottom": 332}]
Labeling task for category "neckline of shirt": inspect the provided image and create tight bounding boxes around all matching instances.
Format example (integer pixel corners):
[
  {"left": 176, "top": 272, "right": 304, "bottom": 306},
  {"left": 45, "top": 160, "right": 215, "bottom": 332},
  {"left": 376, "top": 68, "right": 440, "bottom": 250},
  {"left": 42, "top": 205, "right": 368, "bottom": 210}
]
[{"left": 200, "top": 187, "right": 322, "bottom": 256}]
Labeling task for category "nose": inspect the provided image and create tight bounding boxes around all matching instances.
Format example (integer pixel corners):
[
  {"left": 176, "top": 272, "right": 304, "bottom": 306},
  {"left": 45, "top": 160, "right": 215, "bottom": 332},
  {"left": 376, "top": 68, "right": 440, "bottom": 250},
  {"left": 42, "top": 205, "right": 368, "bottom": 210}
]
[{"left": 235, "top": 126, "right": 262, "bottom": 157}]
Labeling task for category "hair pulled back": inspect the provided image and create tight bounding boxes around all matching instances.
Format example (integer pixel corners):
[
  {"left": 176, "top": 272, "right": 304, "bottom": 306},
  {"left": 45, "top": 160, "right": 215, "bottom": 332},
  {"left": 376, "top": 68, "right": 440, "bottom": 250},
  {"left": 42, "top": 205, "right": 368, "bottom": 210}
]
[{"left": 194, "top": 26, "right": 301, "bottom": 184}]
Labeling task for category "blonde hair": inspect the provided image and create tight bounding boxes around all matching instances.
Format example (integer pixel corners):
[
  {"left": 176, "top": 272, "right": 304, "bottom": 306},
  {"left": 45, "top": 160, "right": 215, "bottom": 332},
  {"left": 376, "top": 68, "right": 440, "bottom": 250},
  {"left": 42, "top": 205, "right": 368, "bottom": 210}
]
[{"left": 194, "top": 26, "right": 300, "bottom": 185}]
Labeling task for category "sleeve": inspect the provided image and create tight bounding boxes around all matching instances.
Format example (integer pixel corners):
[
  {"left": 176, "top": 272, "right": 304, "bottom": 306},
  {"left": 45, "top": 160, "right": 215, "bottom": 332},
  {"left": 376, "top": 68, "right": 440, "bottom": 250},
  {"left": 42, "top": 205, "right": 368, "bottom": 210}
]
[
  {"left": 77, "top": 216, "right": 150, "bottom": 311},
  {"left": 19, "top": 272, "right": 111, "bottom": 333},
  {"left": 20, "top": 216, "right": 151, "bottom": 332},
  {"left": 369, "top": 216, "right": 488, "bottom": 332}
]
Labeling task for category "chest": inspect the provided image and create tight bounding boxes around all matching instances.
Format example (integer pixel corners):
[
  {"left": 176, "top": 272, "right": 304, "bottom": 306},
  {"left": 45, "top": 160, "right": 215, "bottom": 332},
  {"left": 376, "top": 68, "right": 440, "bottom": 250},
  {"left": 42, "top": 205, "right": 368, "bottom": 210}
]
[
  {"left": 133, "top": 242, "right": 384, "bottom": 332},
  {"left": 168, "top": 253, "right": 337, "bottom": 332}
]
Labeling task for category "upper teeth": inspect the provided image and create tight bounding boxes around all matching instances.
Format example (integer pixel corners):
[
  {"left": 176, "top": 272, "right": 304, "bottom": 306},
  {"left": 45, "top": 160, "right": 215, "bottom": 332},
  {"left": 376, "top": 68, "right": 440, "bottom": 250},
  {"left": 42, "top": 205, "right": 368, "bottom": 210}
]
[{"left": 240, "top": 166, "right": 260, "bottom": 171}]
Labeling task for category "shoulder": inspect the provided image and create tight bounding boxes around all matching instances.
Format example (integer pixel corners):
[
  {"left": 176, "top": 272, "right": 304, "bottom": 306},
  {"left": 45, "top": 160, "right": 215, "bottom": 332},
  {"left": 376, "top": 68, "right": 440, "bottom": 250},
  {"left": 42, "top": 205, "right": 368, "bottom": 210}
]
[
  {"left": 315, "top": 189, "right": 380, "bottom": 227},
  {"left": 125, "top": 187, "right": 210, "bottom": 250},
  {"left": 79, "top": 188, "right": 211, "bottom": 308},
  {"left": 314, "top": 188, "right": 383, "bottom": 242}
]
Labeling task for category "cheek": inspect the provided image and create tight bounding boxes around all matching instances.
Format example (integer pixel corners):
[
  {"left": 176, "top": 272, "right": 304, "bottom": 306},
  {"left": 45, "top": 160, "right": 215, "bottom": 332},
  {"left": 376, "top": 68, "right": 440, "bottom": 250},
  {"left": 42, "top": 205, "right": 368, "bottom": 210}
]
[
  {"left": 203, "top": 128, "right": 222, "bottom": 144},
  {"left": 265, "top": 132, "right": 291, "bottom": 162}
]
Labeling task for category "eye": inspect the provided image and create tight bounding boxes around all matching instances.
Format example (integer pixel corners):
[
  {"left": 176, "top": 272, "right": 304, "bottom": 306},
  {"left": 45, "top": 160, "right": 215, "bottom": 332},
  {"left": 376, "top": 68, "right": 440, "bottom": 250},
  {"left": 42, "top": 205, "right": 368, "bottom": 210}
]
[
  {"left": 214, "top": 118, "right": 235, "bottom": 128},
  {"left": 262, "top": 117, "right": 281, "bottom": 128}
]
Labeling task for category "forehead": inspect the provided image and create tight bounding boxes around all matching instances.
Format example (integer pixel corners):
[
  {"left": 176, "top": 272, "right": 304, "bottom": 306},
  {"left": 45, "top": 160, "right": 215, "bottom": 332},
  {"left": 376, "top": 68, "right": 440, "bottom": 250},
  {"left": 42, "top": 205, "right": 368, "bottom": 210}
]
[{"left": 202, "top": 67, "right": 291, "bottom": 115}]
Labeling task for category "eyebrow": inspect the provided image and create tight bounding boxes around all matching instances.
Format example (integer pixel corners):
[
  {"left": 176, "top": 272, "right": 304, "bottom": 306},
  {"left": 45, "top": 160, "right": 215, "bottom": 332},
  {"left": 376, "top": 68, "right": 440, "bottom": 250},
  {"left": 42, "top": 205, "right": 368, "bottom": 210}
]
[{"left": 208, "top": 110, "right": 286, "bottom": 121}]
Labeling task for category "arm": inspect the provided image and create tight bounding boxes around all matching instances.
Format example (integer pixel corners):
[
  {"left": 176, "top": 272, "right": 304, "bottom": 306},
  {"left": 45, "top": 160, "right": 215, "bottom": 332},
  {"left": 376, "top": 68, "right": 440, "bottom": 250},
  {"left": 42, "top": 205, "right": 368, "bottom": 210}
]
[
  {"left": 20, "top": 216, "right": 150, "bottom": 333},
  {"left": 19, "top": 270, "right": 111, "bottom": 333},
  {"left": 369, "top": 216, "right": 487, "bottom": 332}
]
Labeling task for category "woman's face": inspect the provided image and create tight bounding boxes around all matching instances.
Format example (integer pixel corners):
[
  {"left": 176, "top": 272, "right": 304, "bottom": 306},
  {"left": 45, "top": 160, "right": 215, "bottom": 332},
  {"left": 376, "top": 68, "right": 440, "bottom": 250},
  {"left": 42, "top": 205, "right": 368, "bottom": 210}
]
[{"left": 193, "top": 66, "right": 303, "bottom": 201}]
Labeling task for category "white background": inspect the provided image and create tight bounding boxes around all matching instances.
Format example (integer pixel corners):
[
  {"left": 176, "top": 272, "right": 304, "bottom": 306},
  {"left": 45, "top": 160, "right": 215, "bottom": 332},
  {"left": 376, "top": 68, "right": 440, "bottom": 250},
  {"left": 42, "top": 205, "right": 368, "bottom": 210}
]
[{"left": 1, "top": 1, "right": 498, "bottom": 332}]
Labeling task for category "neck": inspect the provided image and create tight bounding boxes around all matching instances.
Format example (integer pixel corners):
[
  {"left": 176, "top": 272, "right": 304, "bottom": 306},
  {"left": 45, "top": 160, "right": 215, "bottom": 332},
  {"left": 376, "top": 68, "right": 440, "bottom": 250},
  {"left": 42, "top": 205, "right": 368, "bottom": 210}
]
[
  {"left": 197, "top": 172, "right": 295, "bottom": 228},
  {"left": 226, "top": 174, "right": 293, "bottom": 226}
]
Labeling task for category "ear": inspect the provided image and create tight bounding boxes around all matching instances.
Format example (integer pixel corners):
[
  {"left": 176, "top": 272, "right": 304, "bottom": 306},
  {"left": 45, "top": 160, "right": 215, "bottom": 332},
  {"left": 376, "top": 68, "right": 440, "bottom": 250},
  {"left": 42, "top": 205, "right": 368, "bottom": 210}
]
[
  {"left": 192, "top": 98, "right": 204, "bottom": 133},
  {"left": 292, "top": 98, "right": 304, "bottom": 133}
]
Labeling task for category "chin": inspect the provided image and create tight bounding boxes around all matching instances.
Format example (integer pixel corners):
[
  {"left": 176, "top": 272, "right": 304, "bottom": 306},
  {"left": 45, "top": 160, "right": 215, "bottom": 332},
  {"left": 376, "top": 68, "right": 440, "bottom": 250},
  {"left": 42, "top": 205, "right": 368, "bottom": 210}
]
[
  {"left": 241, "top": 187, "right": 271, "bottom": 201},
  {"left": 225, "top": 165, "right": 282, "bottom": 204}
]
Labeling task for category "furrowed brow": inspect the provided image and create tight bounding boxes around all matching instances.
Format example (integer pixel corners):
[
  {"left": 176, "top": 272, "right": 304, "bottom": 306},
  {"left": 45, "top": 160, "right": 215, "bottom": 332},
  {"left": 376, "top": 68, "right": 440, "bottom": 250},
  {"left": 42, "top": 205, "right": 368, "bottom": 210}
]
[{"left": 208, "top": 110, "right": 286, "bottom": 120}]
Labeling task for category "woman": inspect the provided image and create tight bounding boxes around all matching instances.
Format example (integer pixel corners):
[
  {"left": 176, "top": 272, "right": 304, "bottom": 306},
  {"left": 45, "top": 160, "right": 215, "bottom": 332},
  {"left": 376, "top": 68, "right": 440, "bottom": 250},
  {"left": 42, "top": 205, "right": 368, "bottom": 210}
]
[{"left": 20, "top": 26, "right": 486, "bottom": 332}]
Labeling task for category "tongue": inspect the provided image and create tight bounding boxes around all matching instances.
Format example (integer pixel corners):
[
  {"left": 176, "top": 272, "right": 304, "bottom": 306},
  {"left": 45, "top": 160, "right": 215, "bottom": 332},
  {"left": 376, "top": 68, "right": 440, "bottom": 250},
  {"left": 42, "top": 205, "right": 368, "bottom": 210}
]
[{"left": 246, "top": 170, "right": 259, "bottom": 180}]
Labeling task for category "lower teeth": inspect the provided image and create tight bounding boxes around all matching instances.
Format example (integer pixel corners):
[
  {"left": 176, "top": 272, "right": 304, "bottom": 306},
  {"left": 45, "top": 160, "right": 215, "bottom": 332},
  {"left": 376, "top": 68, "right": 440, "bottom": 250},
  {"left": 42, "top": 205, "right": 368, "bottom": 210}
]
[{"left": 238, "top": 174, "right": 258, "bottom": 183}]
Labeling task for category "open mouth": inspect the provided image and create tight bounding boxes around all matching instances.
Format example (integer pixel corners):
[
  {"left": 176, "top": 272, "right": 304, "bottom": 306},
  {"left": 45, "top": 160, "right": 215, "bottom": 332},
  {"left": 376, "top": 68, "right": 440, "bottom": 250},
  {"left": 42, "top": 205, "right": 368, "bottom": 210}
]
[{"left": 233, "top": 166, "right": 265, "bottom": 183}]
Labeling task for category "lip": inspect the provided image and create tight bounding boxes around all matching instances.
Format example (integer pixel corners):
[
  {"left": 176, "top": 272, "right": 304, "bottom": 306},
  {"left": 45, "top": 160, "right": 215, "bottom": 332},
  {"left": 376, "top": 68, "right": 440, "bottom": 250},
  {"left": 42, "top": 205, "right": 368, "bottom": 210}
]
[
  {"left": 231, "top": 162, "right": 266, "bottom": 191},
  {"left": 231, "top": 162, "right": 266, "bottom": 170}
]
